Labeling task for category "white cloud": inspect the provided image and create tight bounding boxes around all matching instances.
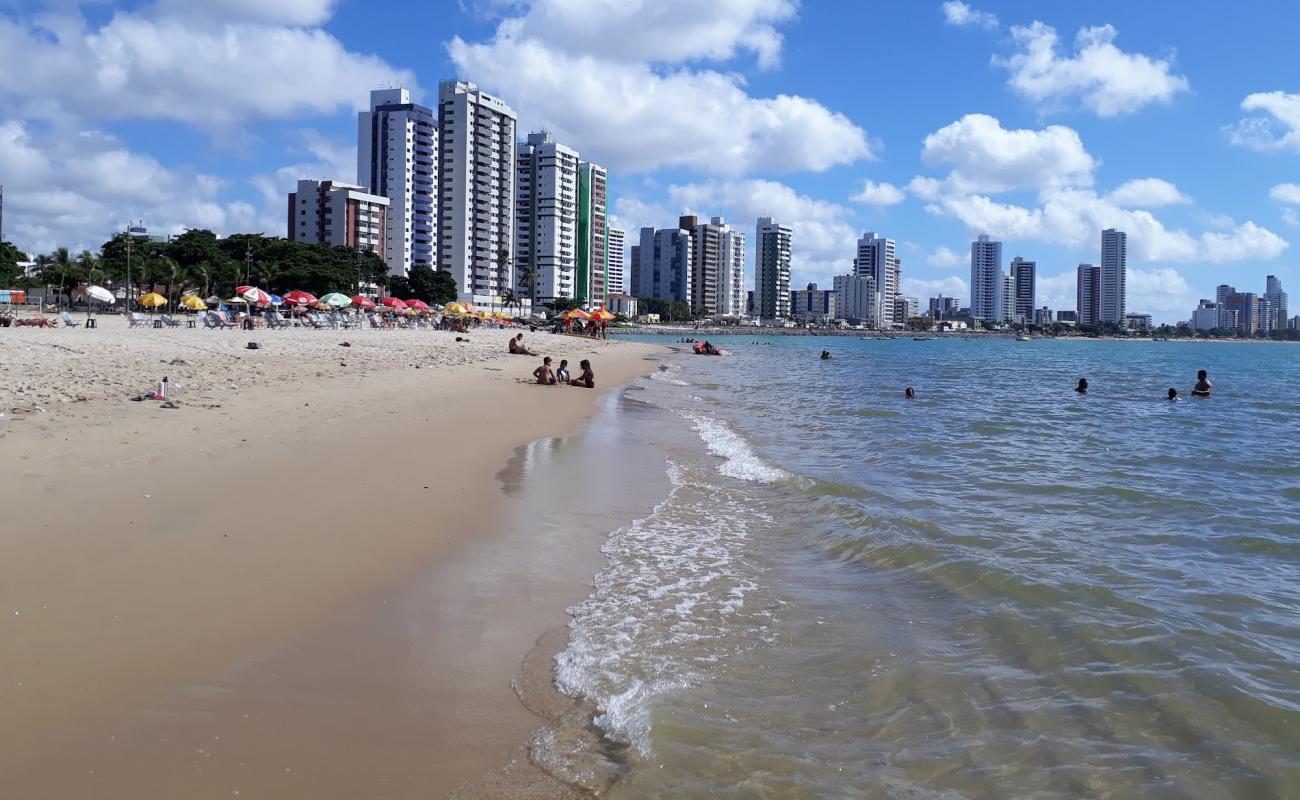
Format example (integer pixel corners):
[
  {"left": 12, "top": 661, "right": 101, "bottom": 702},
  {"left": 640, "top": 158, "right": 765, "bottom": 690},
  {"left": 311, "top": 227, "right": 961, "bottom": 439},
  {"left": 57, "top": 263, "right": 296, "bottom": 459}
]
[
  {"left": 0, "top": 9, "right": 415, "bottom": 129},
  {"left": 1127, "top": 267, "right": 1196, "bottom": 315},
  {"left": 1283, "top": 208, "right": 1300, "bottom": 228},
  {"left": 941, "top": 1, "right": 998, "bottom": 30},
  {"left": 994, "top": 22, "right": 1189, "bottom": 117},
  {"left": 850, "top": 179, "right": 905, "bottom": 207},
  {"left": 151, "top": 0, "right": 337, "bottom": 26},
  {"left": 1108, "top": 178, "right": 1190, "bottom": 207},
  {"left": 1269, "top": 183, "right": 1300, "bottom": 205},
  {"left": 1226, "top": 92, "right": 1300, "bottom": 153},
  {"left": 0, "top": 118, "right": 256, "bottom": 255},
  {"left": 924, "top": 245, "right": 964, "bottom": 267},
  {"left": 902, "top": 275, "right": 968, "bottom": 299},
  {"left": 447, "top": 8, "right": 871, "bottom": 176},
  {"left": 488, "top": 0, "right": 798, "bottom": 69},
  {"left": 920, "top": 113, "right": 1095, "bottom": 193},
  {"left": 922, "top": 187, "right": 1289, "bottom": 263},
  {"left": 248, "top": 130, "right": 359, "bottom": 234},
  {"left": 664, "top": 179, "right": 859, "bottom": 282}
]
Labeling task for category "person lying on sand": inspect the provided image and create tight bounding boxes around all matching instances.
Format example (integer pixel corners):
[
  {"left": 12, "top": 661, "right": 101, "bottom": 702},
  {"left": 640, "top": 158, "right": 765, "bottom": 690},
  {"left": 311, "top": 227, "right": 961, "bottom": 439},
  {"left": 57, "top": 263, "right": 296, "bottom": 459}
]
[
  {"left": 509, "top": 333, "right": 538, "bottom": 356},
  {"left": 533, "top": 356, "right": 557, "bottom": 385},
  {"left": 568, "top": 359, "right": 595, "bottom": 388}
]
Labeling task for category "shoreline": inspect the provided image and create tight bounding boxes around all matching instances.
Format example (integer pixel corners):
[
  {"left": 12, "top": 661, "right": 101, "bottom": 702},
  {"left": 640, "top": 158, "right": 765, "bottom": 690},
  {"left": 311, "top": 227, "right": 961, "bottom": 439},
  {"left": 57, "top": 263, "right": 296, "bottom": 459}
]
[
  {"left": 607, "top": 325, "right": 1300, "bottom": 342},
  {"left": 0, "top": 324, "right": 664, "bottom": 798}
]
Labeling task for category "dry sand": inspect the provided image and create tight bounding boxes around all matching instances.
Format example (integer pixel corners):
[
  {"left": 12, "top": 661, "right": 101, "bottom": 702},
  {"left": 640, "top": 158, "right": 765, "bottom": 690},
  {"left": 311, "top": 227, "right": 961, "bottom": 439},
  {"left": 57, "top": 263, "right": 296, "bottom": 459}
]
[{"left": 0, "top": 319, "right": 662, "bottom": 798}]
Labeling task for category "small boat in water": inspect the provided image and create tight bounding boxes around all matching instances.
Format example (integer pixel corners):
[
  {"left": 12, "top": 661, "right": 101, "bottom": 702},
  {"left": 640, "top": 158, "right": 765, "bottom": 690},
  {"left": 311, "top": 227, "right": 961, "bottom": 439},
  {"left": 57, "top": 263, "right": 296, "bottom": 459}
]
[
  {"left": 1016, "top": 335, "right": 1032, "bottom": 342},
  {"left": 912, "top": 337, "right": 933, "bottom": 341}
]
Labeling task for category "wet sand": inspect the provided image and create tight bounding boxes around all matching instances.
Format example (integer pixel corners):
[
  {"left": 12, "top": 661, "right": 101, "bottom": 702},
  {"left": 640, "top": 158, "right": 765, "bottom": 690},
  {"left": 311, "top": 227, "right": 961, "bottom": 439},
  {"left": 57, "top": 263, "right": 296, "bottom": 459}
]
[{"left": 0, "top": 326, "right": 661, "bottom": 798}]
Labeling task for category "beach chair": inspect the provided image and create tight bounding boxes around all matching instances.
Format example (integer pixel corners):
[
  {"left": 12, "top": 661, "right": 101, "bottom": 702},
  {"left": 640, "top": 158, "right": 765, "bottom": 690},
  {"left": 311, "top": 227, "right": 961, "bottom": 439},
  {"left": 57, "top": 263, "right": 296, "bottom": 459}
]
[
  {"left": 209, "top": 311, "right": 235, "bottom": 329},
  {"left": 262, "top": 309, "right": 286, "bottom": 329},
  {"left": 60, "top": 311, "right": 81, "bottom": 328},
  {"left": 129, "top": 312, "right": 149, "bottom": 328},
  {"left": 160, "top": 314, "right": 181, "bottom": 328},
  {"left": 201, "top": 312, "right": 218, "bottom": 329}
]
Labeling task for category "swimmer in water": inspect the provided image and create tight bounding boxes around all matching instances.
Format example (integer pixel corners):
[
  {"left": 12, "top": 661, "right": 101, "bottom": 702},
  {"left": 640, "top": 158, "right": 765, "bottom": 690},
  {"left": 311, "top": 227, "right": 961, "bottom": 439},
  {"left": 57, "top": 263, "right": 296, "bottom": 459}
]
[
  {"left": 820, "top": 350, "right": 831, "bottom": 360},
  {"left": 1192, "top": 369, "right": 1212, "bottom": 397},
  {"left": 1075, "top": 378, "right": 1088, "bottom": 394},
  {"left": 1168, "top": 387, "right": 1180, "bottom": 401},
  {"left": 905, "top": 387, "right": 916, "bottom": 399}
]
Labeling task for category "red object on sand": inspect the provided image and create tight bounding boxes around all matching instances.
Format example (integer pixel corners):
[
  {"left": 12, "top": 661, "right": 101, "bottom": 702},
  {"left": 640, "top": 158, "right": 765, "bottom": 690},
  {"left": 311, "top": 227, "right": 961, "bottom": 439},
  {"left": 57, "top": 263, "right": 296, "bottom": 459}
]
[
  {"left": 283, "top": 290, "right": 317, "bottom": 306},
  {"left": 381, "top": 297, "right": 408, "bottom": 309},
  {"left": 404, "top": 299, "right": 430, "bottom": 310},
  {"left": 351, "top": 295, "right": 376, "bottom": 310}
]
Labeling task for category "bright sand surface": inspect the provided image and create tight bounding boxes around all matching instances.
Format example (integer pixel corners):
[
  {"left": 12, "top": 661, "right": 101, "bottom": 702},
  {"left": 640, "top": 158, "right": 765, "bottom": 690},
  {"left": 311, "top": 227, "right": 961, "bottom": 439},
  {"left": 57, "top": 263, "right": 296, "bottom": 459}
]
[{"left": 0, "top": 321, "right": 661, "bottom": 798}]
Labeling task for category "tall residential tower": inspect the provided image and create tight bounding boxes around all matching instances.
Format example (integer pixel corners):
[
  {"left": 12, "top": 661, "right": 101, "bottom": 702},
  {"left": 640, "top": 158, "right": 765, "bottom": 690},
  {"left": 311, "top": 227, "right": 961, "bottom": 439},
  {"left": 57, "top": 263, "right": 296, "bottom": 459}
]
[
  {"left": 854, "top": 232, "right": 898, "bottom": 327},
  {"left": 1100, "top": 228, "right": 1127, "bottom": 325},
  {"left": 514, "top": 131, "right": 579, "bottom": 304},
  {"left": 577, "top": 162, "right": 609, "bottom": 304},
  {"left": 970, "top": 234, "right": 1002, "bottom": 323},
  {"left": 755, "top": 217, "right": 792, "bottom": 320},
  {"left": 1010, "top": 256, "right": 1036, "bottom": 323},
  {"left": 357, "top": 88, "right": 437, "bottom": 277}
]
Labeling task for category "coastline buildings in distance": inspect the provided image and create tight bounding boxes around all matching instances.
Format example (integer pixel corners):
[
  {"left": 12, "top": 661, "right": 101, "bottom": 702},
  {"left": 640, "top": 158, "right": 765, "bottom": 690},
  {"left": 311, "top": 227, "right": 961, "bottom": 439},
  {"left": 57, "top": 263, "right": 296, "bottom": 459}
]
[{"left": 1189, "top": 276, "right": 1294, "bottom": 334}]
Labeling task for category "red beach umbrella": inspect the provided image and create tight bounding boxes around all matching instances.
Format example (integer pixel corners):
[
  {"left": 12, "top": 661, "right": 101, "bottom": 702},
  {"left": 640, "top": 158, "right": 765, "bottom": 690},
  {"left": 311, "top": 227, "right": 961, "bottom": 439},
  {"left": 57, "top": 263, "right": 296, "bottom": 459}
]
[
  {"left": 283, "top": 290, "right": 317, "bottom": 306},
  {"left": 351, "top": 295, "right": 376, "bottom": 310},
  {"left": 235, "top": 285, "right": 272, "bottom": 306},
  {"left": 381, "top": 297, "right": 408, "bottom": 310},
  {"left": 405, "top": 299, "right": 430, "bottom": 310}
]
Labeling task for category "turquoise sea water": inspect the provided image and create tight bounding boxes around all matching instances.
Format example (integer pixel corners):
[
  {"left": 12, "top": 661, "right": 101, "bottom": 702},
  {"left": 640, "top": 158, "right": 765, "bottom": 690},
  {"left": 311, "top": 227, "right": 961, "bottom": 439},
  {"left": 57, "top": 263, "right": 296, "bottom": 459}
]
[{"left": 547, "top": 337, "right": 1300, "bottom": 799}]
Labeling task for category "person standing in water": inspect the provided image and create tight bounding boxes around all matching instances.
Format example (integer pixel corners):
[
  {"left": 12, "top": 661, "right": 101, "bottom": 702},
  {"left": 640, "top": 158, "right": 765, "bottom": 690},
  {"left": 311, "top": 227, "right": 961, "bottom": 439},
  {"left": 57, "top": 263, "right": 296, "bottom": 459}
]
[
  {"left": 1075, "top": 378, "right": 1089, "bottom": 394},
  {"left": 1192, "top": 369, "right": 1212, "bottom": 397}
]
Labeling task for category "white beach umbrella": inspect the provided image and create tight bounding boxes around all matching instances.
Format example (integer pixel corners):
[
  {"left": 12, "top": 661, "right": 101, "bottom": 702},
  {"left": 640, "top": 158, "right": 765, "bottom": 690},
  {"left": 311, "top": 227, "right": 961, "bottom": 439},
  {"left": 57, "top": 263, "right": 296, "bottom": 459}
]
[{"left": 86, "top": 285, "right": 115, "bottom": 304}]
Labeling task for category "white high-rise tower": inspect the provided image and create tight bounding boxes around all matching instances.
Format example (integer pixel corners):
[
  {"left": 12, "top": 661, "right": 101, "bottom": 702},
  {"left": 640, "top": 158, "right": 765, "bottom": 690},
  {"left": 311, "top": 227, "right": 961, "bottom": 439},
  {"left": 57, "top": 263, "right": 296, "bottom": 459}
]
[
  {"left": 515, "top": 131, "right": 579, "bottom": 305},
  {"left": 1100, "top": 228, "right": 1127, "bottom": 325},
  {"left": 437, "top": 80, "right": 517, "bottom": 306},
  {"left": 854, "top": 232, "right": 898, "bottom": 327},
  {"left": 970, "top": 234, "right": 1002, "bottom": 323},
  {"left": 717, "top": 218, "right": 746, "bottom": 317},
  {"left": 357, "top": 87, "right": 437, "bottom": 277}
]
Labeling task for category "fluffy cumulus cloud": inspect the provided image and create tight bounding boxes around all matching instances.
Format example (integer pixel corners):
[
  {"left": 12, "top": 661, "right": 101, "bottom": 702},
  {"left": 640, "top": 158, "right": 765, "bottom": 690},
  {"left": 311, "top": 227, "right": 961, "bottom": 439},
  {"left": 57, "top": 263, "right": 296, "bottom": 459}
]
[
  {"left": 1226, "top": 92, "right": 1300, "bottom": 153},
  {"left": 994, "top": 22, "right": 1189, "bottom": 117},
  {"left": 1271, "top": 183, "right": 1300, "bottom": 205},
  {"left": 0, "top": 118, "right": 256, "bottom": 254},
  {"left": 850, "top": 179, "right": 905, "bottom": 207},
  {"left": 1107, "top": 178, "right": 1190, "bottom": 207},
  {"left": 0, "top": 8, "right": 415, "bottom": 128},
  {"left": 1038, "top": 267, "right": 1193, "bottom": 317},
  {"left": 662, "top": 179, "right": 860, "bottom": 282},
  {"left": 487, "top": 0, "right": 797, "bottom": 69},
  {"left": 447, "top": 1, "right": 871, "bottom": 176},
  {"left": 902, "top": 275, "right": 968, "bottom": 300},
  {"left": 912, "top": 114, "right": 1288, "bottom": 265},
  {"left": 940, "top": 1, "right": 998, "bottom": 30},
  {"left": 924, "top": 245, "right": 964, "bottom": 267},
  {"left": 918, "top": 113, "right": 1095, "bottom": 193}
]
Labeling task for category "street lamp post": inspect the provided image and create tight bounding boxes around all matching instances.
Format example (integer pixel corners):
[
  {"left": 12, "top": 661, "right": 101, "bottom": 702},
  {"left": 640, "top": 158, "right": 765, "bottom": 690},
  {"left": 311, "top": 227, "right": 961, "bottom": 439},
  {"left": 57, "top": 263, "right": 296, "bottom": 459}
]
[{"left": 124, "top": 227, "right": 133, "bottom": 315}]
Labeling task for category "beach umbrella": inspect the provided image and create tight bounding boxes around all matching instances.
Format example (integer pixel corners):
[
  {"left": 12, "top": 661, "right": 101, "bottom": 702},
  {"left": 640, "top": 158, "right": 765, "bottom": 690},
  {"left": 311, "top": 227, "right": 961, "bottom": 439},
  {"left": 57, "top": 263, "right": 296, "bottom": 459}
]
[
  {"left": 139, "top": 292, "right": 167, "bottom": 308},
  {"left": 405, "top": 299, "right": 430, "bottom": 311},
  {"left": 284, "top": 290, "right": 317, "bottom": 306},
  {"left": 180, "top": 295, "right": 207, "bottom": 311},
  {"left": 320, "top": 292, "right": 352, "bottom": 308},
  {"left": 563, "top": 308, "right": 590, "bottom": 321},
  {"left": 442, "top": 302, "right": 466, "bottom": 316},
  {"left": 590, "top": 307, "right": 615, "bottom": 321},
  {"left": 351, "top": 295, "right": 376, "bottom": 310},
  {"left": 86, "top": 285, "right": 115, "bottom": 304},
  {"left": 237, "top": 286, "right": 272, "bottom": 306},
  {"left": 381, "top": 297, "right": 408, "bottom": 310},
  {"left": 269, "top": 294, "right": 284, "bottom": 306}
]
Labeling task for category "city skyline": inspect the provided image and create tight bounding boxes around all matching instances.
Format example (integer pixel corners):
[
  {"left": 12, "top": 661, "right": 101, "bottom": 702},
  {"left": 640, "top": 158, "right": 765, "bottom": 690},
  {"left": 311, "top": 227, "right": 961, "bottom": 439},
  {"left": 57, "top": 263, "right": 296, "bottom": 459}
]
[{"left": 0, "top": 1, "right": 1297, "bottom": 322}]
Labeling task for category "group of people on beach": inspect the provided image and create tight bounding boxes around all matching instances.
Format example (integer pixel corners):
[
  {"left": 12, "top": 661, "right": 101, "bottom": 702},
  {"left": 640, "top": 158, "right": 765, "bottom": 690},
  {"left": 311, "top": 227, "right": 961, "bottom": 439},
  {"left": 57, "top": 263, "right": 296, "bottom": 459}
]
[
  {"left": 1073, "top": 370, "right": 1213, "bottom": 399},
  {"left": 509, "top": 333, "right": 596, "bottom": 388}
]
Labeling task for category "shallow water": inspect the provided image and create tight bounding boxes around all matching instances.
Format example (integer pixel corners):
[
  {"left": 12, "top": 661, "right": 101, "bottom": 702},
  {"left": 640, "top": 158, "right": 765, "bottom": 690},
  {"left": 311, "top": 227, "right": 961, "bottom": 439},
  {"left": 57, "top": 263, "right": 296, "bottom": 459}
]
[{"left": 550, "top": 337, "right": 1300, "bottom": 799}]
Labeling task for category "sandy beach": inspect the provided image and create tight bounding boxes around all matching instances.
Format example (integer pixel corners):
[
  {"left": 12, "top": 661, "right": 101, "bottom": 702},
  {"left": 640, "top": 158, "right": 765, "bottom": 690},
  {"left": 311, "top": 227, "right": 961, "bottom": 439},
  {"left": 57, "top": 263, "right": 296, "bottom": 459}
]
[{"left": 0, "top": 319, "right": 661, "bottom": 798}]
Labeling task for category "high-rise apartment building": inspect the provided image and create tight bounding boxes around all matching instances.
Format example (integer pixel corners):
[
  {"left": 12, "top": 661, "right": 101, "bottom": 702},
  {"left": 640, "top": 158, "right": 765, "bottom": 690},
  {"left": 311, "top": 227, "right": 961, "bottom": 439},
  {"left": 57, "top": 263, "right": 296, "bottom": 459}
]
[
  {"left": 1100, "top": 228, "right": 1127, "bottom": 324},
  {"left": 633, "top": 226, "right": 691, "bottom": 303},
  {"left": 928, "top": 295, "right": 961, "bottom": 318},
  {"left": 717, "top": 219, "right": 746, "bottom": 317},
  {"left": 357, "top": 88, "right": 437, "bottom": 277},
  {"left": 791, "top": 282, "right": 836, "bottom": 324},
  {"left": 833, "top": 273, "right": 875, "bottom": 325},
  {"left": 1191, "top": 299, "right": 1218, "bottom": 331},
  {"left": 1216, "top": 284, "right": 1236, "bottom": 329},
  {"left": 1076, "top": 263, "right": 1101, "bottom": 326},
  {"left": 970, "top": 234, "right": 1002, "bottom": 323},
  {"left": 1010, "top": 256, "right": 1036, "bottom": 323},
  {"left": 606, "top": 228, "right": 626, "bottom": 297},
  {"left": 577, "top": 162, "right": 608, "bottom": 304},
  {"left": 437, "top": 80, "right": 517, "bottom": 305},
  {"left": 854, "top": 232, "right": 898, "bottom": 327},
  {"left": 514, "top": 131, "right": 579, "bottom": 304},
  {"left": 755, "top": 217, "right": 792, "bottom": 320},
  {"left": 288, "top": 180, "right": 389, "bottom": 258},
  {"left": 1265, "top": 275, "right": 1288, "bottom": 329},
  {"left": 894, "top": 295, "right": 919, "bottom": 323},
  {"left": 1001, "top": 271, "right": 1017, "bottom": 324}
]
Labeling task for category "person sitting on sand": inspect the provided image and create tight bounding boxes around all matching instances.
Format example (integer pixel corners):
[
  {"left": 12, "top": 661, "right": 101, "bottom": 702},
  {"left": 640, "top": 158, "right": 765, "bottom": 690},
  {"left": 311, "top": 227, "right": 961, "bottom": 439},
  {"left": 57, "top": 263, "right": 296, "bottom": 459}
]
[
  {"left": 1192, "top": 369, "right": 1212, "bottom": 397},
  {"left": 905, "top": 387, "right": 916, "bottom": 399},
  {"left": 569, "top": 359, "right": 595, "bottom": 389},
  {"left": 1075, "top": 378, "right": 1088, "bottom": 394},
  {"left": 555, "top": 359, "right": 571, "bottom": 383},
  {"left": 1168, "top": 387, "right": 1180, "bottom": 401},
  {"left": 509, "top": 333, "right": 537, "bottom": 356},
  {"left": 533, "top": 357, "right": 557, "bottom": 385}
]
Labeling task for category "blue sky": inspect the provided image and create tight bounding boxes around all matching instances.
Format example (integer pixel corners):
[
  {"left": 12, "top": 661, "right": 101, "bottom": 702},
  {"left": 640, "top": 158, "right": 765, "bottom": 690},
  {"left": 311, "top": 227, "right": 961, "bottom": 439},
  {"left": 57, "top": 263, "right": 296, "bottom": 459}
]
[{"left": 1, "top": 0, "right": 1298, "bottom": 321}]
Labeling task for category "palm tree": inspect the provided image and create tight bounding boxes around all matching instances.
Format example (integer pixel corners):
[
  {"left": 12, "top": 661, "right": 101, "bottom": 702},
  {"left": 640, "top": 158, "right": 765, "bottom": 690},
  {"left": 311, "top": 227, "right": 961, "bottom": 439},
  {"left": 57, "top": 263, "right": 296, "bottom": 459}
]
[
  {"left": 518, "top": 265, "right": 538, "bottom": 311},
  {"left": 52, "top": 248, "right": 74, "bottom": 310},
  {"left": 501, "top": 289, "right": 519, "bottom": 317}
]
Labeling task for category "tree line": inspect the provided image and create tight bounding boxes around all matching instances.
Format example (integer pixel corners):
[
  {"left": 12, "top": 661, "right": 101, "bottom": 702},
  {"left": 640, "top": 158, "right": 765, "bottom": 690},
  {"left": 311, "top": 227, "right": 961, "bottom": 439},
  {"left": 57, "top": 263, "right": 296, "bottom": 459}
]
[{"left": 1, "top": 230, "right": 458, "bottom": 308}]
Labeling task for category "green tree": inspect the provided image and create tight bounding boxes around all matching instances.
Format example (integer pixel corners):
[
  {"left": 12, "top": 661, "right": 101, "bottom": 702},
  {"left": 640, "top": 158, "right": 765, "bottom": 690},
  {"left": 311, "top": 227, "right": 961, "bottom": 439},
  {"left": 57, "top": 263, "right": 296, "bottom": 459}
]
[
  {"left": 406, "top": 265, "right": 457, "bottom": 305},
  {"left": 0, "top": 241, "right": 30, "bottom": 288}
]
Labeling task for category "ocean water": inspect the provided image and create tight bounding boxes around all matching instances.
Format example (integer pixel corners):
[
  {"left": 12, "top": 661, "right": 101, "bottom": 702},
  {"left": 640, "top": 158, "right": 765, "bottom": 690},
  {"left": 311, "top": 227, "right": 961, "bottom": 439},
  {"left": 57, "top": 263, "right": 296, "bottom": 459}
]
[{"left": 545, "top": 336, "right": 1300, "bottom": 799}]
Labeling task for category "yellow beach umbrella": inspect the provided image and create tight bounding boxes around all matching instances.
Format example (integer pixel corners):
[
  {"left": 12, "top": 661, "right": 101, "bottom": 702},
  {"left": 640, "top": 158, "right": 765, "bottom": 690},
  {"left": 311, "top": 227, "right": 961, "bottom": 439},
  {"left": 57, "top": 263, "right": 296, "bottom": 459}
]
[
  {"left": 139, "top": 293, "right": 167, "bottom": 308},
  {"left": 180, "top": 295, "right": 207, "bottom": 311}
]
